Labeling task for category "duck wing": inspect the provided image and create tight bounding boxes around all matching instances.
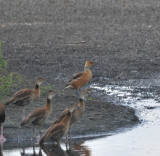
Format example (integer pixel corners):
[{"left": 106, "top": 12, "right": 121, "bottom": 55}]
[
  {"left": 40, "top": 124, "right": 64, "bottom": 143},
  {"left": 53, "top": 109, "right": 68, "bottom": 124},
  {"left": 68, "top": 72, "right": 83, "bottom": 83},
  {"left": 5, "top": 89, "right": 32, "bottom": 106},
  {"left": 20, "top": 108, "right": 45, "bottom": 126}
]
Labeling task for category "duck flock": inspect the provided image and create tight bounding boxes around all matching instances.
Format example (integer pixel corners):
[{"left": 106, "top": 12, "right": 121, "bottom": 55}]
[{"left": 0, "top": 60, "right": 94, "bottom": 145}]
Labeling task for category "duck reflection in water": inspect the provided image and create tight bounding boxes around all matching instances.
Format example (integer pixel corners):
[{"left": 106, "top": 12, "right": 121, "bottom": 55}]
[
  {"left": 66, "top": 142, "right": 91, "bottom": 156},
  {"left": 39, "top": 141, "right": 91, "bottom": 156},
  {"left": 0, "top": 142, "right": 4, "bottom": 156},
  {"left": 40, "top": 143, "right": 67, "bottom": 156},
  {"left": 21, "top": 144, "right": 42, "bottom": 156}
]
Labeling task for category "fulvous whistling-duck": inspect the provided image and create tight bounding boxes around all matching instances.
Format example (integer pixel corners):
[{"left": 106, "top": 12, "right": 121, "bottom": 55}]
[
  {"left": 65, "top": 60, "right": 94, "bottom": 96},
  {"left": 5, "top": 78, "right": 44, "bottom": 120},
  {"left": 20, "top": 90, "right": 56, "bottom": 137},
  {"left": 39, "top": 104, "right": 81, "bottom": 145},
  {"left": 53, "top": 88, "right": 92, "bottom": 139},
  {"left": 0, "top": 102, "right": 6, "bottom": 142}
]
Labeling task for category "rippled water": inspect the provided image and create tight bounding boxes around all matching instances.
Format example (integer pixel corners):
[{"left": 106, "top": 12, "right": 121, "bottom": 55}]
[{"left": 2, "top": 84, "right": 160, "bottom": 156}]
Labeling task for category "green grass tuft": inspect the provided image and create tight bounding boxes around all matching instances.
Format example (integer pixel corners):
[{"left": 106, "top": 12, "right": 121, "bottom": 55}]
[
  {"left": 0, "top": 41, "right": 22, "bottom": 101},
  {"left": 41, "top": 85, "right": 54, "bottom": 96}
]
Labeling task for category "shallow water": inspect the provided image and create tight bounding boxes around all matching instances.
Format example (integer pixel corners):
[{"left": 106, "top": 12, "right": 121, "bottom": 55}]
[{"left": 2, "top": 84, "right": 160, "bottom": 156}]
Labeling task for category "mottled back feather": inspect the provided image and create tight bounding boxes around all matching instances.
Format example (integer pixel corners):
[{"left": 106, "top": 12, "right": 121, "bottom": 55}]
[
  {"left": 53, "top": 109, "right": 69, "bottom": 124},
  {"left": 68, "top": 72, "right": 83, "bottom": 83},
  {"left": 65, "top": 69, "right": 92, "bottom": 89},
  {"left": 40, "top": 124, "right": 64, "bottom": 143},
  {"left": 5, "top": 89, "right": 32, "bottom": 106},
  {"left": 21, "top": 107, "right": 46, "bottom": 126}
]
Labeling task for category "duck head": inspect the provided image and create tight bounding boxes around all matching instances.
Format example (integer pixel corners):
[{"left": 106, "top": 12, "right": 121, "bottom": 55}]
[
  {"left": 84, "top": 60, "right": 94, "bottom": 69},
  {"left": 47, "top": 90, "right": 56, "bottom": 99},
  {"left": 36, "top": 78, "right": 45, "bottom": 86}
]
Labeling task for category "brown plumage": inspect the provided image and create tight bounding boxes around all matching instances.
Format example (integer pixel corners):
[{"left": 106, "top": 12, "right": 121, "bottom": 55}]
[
  {"left": 65, "top": 60, "right": 94, "bottom": 95},
  {"left": 20, "top": 90, "right": 56, "bottom": 137},
  {"left": 0, "top": 102, "right": 6, "bottom": 142},
  {"left": 39, "top": 104, "right": 80, "bottom": 144},
  {"left": 53, "top": 88, "right": 92, "bottom": 138},
  {"left": 5, "top": 78, "right": 44, "bottom": 120},
  {"left": 54, "top": 88, "right": 91, "bottom": 125}
]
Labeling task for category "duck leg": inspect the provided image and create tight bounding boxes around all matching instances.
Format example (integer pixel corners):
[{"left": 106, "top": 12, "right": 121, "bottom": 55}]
[
  {"left": 32, "top": 126, "right": 36, "bottom": 138},
  {"left": 68, "top": 127, "right": 72, "bottom": 141},
  {"left": 0, "top": 143, "right": 4, "bottom": 156},
  {"left": 65, "top": 136, "right": 69, "bottom": 149},
  {"left": 21, "top": 148, "right": 25, "bottom": 155},
  {"left": 39, "top": 129, "right": 42, "bottom": 137},
  {"left": 66, "top": 135, "right": 69, "bottom": 143},
  {"left": 76, "top": 89, "right": 80, "bottom": 97},
  {"left": 33, "top": 144, "right": 36, "bottom": 155},
  {"left": 87, "top": 81, "right": 91, "bottom": 88},
  {"left": 36, "top": 127, "right": 42, "bottom": 141},
  {"left": 0, "top": 124, "right": 6, "bottom": 142},
  {"left": 22, "top": 107, "right": 26, "bottom": 121}
]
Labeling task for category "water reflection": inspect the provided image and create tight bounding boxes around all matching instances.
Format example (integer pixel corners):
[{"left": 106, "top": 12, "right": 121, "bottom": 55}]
[
  {"left": 21, "top": 144, "right": 42, "bottom": 156},
  {"left": 40, "top": 143, "right": 68, "bottom": 156},
  {"left": 67, "top": 142, "right": 91, "bottom": 156},
  {"left": 15, "top": 141, "right": 92, "bottom": 156},
  {"left": 39, "top": 141, "right": 91, "bottom": 156},
  {"left": 0, "top": 143, "right": 4, "bottom": 156}
]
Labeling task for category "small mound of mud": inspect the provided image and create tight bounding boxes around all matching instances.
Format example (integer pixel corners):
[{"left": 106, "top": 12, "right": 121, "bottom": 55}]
[{"left": 4, "top": 84, "right": 139, "bottom": 141}]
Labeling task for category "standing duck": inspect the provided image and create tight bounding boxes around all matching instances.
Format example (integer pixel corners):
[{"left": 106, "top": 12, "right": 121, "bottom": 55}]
[
  {"left": 65, "top": 60, "right": 94, "bottom": 96},
  {"left": 20, "top": 90, "right": 56, "bottom": 137},
  {"left": 39, "top": 104, "right": 80, "bottom": 145},
  {"left": 5, "top": 78, "right": 44, "bottom": 120},
  {"left": 53, "top": 88, "right": 92, "bottom": 138},
  {"left": 0, "top": 102, "right": 6, "bottom": 142}
]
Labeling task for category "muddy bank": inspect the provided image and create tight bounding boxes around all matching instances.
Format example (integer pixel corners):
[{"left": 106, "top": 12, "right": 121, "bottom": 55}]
[{"left": 4, "top": 82, "right": 139, "bottom": 141}]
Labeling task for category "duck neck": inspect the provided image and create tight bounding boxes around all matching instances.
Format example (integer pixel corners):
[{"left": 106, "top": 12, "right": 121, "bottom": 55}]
[
  {"left": 78, "top": 98, "right": 85, "bottom": 107},
  {"left": 35, "top": 83, "right": 40, "bottom": 89},
  {"left": 34, "top": 84, "right": 40, "bottom": 92},
  {"left": 67, "top": 111, "right": 72, "bottom": 117},
  {"left": 62, "top": 111, "right": 72, "bottom": 124},
  {"left": 65, "top": 111, "right": 72, "bottom": 121},
  {"left": 84, "top": 66, "right": 90, "bottom": 71},
  {"left": 46, "top": 99, "right": 52, "bottom": 111},
  {"left": 33, "top": 84, "right": 40, "bottom": 99}
]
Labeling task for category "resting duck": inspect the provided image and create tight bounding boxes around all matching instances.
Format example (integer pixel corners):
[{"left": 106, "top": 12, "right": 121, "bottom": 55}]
[
  {"left": 20, "top": 90, "right": 56, "bottom": 137},
  {"left": 0, "top": 102, "right": 6, "bottom": 142},
  {"left": 39, "top": 104, "right": 80, "bottom": 144},
  {"left": 5, "top": 78, "right": 44, "bottom": 120},
  {"left": 65, "top": 60, "right": 94, "bottom": 96},
  {"left": 53, "top": 88, "right": 92, "bottom": 139}
]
